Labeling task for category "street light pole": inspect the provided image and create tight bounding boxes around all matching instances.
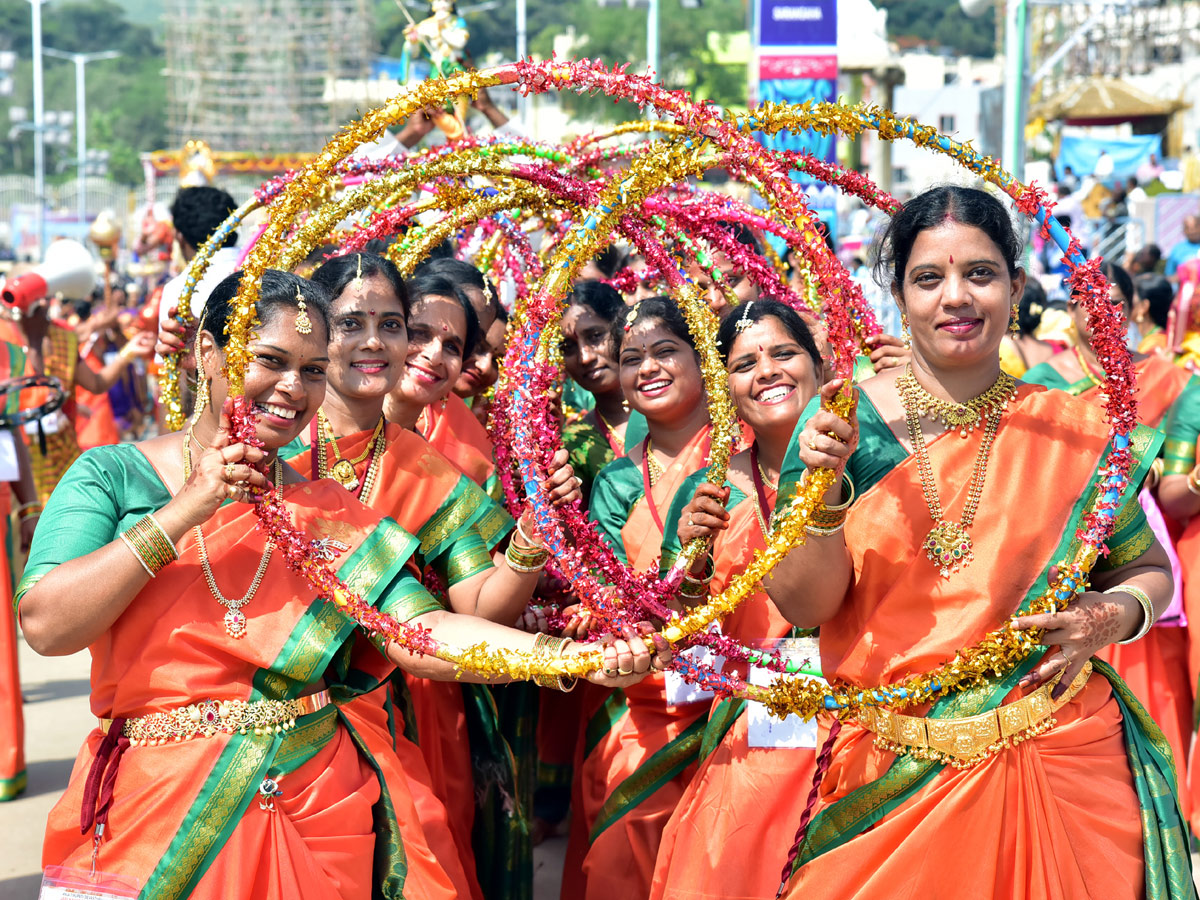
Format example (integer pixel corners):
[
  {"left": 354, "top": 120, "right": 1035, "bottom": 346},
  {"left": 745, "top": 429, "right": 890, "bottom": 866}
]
[
  {"left": 44, "top": 48, "right": 120, "bottom": 229},
  {"left": 647, "top": 0, "right": 660, "bottom": 78},
  {"left": 29, "top": 0, "right": 45, "bottom": 259}
]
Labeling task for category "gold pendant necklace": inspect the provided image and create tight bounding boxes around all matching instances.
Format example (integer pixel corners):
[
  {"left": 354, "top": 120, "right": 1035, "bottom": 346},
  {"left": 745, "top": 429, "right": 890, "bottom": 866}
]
[
  {"left": 897, "top": 367, "right": 1012, "bottom": 578},
  {"left": 182, "top": 437, "right": 284, "bottom": 637},
  {"left": 896, "top": 364, "right": 1017, "bottom": 437},
  {"left": 645, "top": 439, "right": 665, "bottom": 485},
  {"left": 317, "top": 409, "right": 383, "bottom": 491}
]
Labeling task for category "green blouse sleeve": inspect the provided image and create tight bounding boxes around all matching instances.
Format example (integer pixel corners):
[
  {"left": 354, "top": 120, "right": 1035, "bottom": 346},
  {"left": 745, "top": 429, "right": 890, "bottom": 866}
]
[
  {"left": 589, "top": 457, "right": 643, "bottom": 566},
  {"left": 659, "top": 467, "right": 748, "bottom": 575},
  {"left": 1162, "top": 376, "right": 1200, "bottom": 476},
  {"left": 774, "top": 391, "right": 907, "bottom": 519},
  {"left": 16, "top": 445, "right": 170, "bottom": 610},
  {"left": 563, "top": 418, "right": 616, "bottom": 500}
]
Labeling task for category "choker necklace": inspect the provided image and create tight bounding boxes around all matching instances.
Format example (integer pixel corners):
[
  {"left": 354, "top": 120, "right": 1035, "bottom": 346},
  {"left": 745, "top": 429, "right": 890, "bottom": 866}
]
[
  {"left": 896, "top": 365, "right": 1017, "bottom": 436},
  {"left": 897, "top": 366, "right": 1013, "bottom": 578}
]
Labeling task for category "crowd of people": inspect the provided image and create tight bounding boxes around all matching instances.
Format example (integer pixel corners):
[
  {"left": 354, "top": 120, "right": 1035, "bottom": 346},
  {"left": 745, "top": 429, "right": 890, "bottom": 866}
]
[{"left": 1, "top": 164, "right": 1199, "bottom": 900}]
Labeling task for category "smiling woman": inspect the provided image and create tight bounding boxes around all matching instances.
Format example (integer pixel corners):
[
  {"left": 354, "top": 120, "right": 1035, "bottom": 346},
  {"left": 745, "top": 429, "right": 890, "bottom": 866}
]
[
  {"left": 762, "top": 187, "right": 1185, "bottom": 900},
  {"left": 568, "top": 295, "right": 715, "bottom": 900},
  {"left": 18, "top": 267, "right": 667, "bottom": 900}
]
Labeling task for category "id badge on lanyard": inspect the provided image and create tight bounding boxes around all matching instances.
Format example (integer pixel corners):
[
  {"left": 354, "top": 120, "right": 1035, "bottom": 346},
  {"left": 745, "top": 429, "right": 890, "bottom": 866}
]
[{"left": 747, "top": 636, "right": 823, "bottom": 749}]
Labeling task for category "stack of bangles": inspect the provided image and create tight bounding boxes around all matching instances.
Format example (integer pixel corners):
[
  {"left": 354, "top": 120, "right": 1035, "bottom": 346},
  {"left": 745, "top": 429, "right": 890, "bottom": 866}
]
[
  {"left": 119, "top": 513, "right": 179, "bottom": 577},
  {"left": 804, "top": 473, "right": 855, "bottom": 537},
  {"left": 531, "top": 633, "right": 578, "bottom": 692},
  {"left": 679, "top": 555, "right": 715, "bottom": 600},
  {"left": 1108, "top": 584, "right": 1156, "bottom": 645},
  {"left": 1186, "top": 465, "right": 1200, "bottom": 497},
  {"left": 505, "top": 518, "right": 550, "bottom": 574},
  {"left": 14, "top": 501, "right": 42, "bottom": 521}
]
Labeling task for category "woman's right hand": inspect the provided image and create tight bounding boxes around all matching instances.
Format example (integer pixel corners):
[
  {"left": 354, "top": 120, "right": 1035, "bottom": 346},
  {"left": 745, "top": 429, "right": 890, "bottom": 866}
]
[
  {"left": 796, "top": 379, "right": 859, "bottom": 498},
  {"left": 677, "top": 482, "right": 730, "bottom": 549},
  {"left": 163, "top": 404, "right": 271, "bottom": 530},
  {"left": 155, "top": 305, "right": 192, "bottom": 361},
  {"left": 578, "top": 623, "right": 671, "bottom": 688}
]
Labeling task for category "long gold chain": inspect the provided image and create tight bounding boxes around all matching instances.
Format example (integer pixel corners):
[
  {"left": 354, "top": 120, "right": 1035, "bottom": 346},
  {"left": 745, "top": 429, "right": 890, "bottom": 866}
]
[
  {"left": 896, "top": 364, "right": 1017, "bottom": 436},
  {"left": 897, "top": 368, "right": 1012, "bottom": 578},
  {"left": 182, "top": 434, "right": 283, "bottom": 638}
]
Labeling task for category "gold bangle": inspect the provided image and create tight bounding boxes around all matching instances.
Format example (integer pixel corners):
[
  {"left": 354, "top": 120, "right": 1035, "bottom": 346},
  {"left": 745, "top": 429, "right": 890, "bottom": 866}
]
[
  {"left": 804, "top": 521, "right": 846, "bottom": 538},
  {"left": 1187, "top": 467, "right": 1200, "bottom": 497},
  {"left": 1108, "top": 585, "right": 1155, "bottom": 644},
  {"left": 120, "top": 513, "right": 178, "bottom": 577},
  {"left": 15, "top": 501, "right": 42, "bottom": 520},
  {"left": 505, "top": 540, "right": 548, "bottom": 574},
  {"left": 531, "top": 634, "right": 577, "bottom": 691}
]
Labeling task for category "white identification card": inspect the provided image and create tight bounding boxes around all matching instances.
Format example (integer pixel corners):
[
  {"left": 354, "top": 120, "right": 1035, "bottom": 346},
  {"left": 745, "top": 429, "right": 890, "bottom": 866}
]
[
  {"left": 664, "top": 623, "right": 724, "bottom": 706},
  {"left": 747, "top": 636, "right": 823, "bottom": 749},
  {"left": 39, "top": 866, "right": 140, "bottom": 900},
  {"left": 0, "top": 430, "right": 19, "bottom": 482}
]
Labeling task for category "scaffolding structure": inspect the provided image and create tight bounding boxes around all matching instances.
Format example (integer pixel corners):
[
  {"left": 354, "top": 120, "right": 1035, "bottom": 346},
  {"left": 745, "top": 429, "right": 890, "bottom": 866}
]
[
  {"left": 164, "top": 0, "right": 373, "bottom": 153},
  {"left": 1030, "top": 1, "right": 1200, "bottom": 92}
]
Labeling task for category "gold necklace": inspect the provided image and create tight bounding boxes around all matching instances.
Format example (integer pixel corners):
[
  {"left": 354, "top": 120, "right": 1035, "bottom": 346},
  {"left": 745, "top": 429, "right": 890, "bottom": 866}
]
[
  {"left": 182, "top": 438, "right": 284, "bottom": 638},
  {"left": 317, "top": 410, "right": 383, "bottom": 491},
  {"left": 898, "top": 371, "right": 1010, "bottom": 578},
  {"left": 896, "top": 365, "right": 1017, "bottom": 436},
  {"left": 645, "top": 439, "right": 665, "bottom": 485},
  {"left": 1072, "top": 346, "right": 1103, "bottom": 388}
]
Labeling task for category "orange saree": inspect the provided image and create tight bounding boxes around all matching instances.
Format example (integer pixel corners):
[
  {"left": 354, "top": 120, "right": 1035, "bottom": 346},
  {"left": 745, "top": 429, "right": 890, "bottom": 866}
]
[
  {"left": 0, "top": 339, "right": 28, "bottom": 801},
  {"left": 22, "top": 444, "right": 458, "bottom": 899},
  {"left": 418, "top": 393, "right": 498, "bottom": 495},
  {"left": 775, "top": 386, "right": 1186, "bottom": 899},
  {"left": 649, "top": 469, "right": 816, "bottom": 900},
  {"left": 1027, "top": 354, "right": 1197, "bottom": 826},
  {"left": 289, "top": 422, "right": 514, "bottom": 900},
  {"left": 564, "top": 426, "right": 712, "bottom": 900}
]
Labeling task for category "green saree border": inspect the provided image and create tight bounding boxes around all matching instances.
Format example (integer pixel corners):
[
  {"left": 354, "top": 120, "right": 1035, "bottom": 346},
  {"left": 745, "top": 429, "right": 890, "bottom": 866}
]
[
  {"left": 252, "top": 519, "right": 417, "bottom": 702},
  {"left": 142, "top": 704, "right": 337, "bottom": 900},
  {"left": 585, "top": 691, "right": 627, "bottom": 759},
  {"left": 338, "top": 711, "right": 408, "bottom": 899},
  {"left": 788, "top": 424, "right": 1160, "bottom": 878},
  {"left": 0, "top": 769, "right": 26, "bottom": 801},
  {"left": 699, "top": 698, "right": 747, "bottom": 763},
  {"left": 419, "top": 477, "right": 497, "bottom": 563},
  {"left": 1094, "top": 660, "right": 1196, "bottom": 899},
  {"left": 589, "top": 713, "right": 706, "bottom": 843}
]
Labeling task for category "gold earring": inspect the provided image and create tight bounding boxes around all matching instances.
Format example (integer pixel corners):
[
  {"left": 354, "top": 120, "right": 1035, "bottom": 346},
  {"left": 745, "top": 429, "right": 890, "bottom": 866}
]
[
  {"left": 1009, "top": 302, "right": 1020, "bottom": 334},
  {"left": 191, "top": 325, "right": 211, "bottom": 420},
  {"left": 295, "top": 284, "right": 313, "bottom": 335},
  {"left": 900, "top": 312, "right": 911, "bottom": 347}
]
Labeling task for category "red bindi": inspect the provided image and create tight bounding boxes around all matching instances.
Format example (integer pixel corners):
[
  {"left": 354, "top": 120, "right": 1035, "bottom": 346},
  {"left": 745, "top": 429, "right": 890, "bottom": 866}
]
[
  {"left": 368, "top": 309, "right": 376, "bottom": 316},
  {"left": 949, "top": 255, "right": 954, "bottom": 264}
]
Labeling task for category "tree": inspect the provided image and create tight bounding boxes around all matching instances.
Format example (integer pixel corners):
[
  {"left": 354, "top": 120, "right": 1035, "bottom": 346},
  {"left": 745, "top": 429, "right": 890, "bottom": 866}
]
[
  {"left": 0, "top": 0, "right": 166, "bottom": 184},
  {"left": 875, "top": 0, "right": 995, "bottom": 59}
]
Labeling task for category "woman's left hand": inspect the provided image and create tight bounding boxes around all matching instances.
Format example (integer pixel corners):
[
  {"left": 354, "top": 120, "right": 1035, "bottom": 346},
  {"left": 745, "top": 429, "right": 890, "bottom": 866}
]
[
  {"left": 581, "top": 623, "right": 672, "bottom": 688},
  {"left": 1013, "top": 587, "right": 1142, "bottom": 699}
]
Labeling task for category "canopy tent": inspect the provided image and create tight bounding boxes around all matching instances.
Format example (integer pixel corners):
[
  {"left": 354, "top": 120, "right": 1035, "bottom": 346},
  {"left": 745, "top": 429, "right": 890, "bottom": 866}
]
[{"left": 1031, "top": 77, "right": 1187, "bottom": 127}]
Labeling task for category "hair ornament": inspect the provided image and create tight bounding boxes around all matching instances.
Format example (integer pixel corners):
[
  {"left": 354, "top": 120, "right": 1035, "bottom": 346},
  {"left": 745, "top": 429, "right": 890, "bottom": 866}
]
[
  {"left": 624, "top": 303, "right": 640, "bottom": 332},
  {"left": 295, "top": 284, "right": 313, "bottom": 335},
  {"left": 734, "top": 300, "right": 755, "bottom": 332},
  {"left": 352, "top": 254, "right": 364, "bottom": 292}
]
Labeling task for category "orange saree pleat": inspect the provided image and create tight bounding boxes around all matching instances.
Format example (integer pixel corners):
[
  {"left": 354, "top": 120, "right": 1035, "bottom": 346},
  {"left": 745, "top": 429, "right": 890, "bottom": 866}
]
[
  {"left": 783, "top": 388, "right": 1147, "bottom": 898},
  {"left": 0, "top": 486, "right": 23, "bottom": 801},
  {"left": 651, "top": 495, "right": 817, "bottom": 900},
  {"left": 575, "top": 427, "right": 713, "bottom": 900}
]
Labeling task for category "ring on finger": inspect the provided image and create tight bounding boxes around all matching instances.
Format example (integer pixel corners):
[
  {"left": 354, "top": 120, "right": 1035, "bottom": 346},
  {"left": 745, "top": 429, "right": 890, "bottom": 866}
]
[
  {"left": 223, "top": 463, "right": 236, "bottom": 480},
  {"left": 617, "top": 663, "right": 634, "bottom": 676},
  {"left": 807, "top": 436, "right": 819, "bottom": 451}
]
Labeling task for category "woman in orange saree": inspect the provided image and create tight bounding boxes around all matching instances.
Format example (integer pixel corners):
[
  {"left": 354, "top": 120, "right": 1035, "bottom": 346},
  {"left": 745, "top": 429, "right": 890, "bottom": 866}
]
[
  {"left": 21, "top": 269, "right": 664, "bottom": 900},
  {"left": 293, "top": 253, "right": 576, "bottom": 899},
  {"left": 0, "top": 339, "right": 41, "bottom": 802},
  {"left": 1024, "top": 260, "right": 1200, "bottom": 827},
  {"left": 650, "top": 300, "right": 823, "bottom": 900},
  {"left": 766, "top": 187, "right": 1190, "bottom": 899},
  {"left": 564, "top": 296, "right": 714, "bottom": 900}
]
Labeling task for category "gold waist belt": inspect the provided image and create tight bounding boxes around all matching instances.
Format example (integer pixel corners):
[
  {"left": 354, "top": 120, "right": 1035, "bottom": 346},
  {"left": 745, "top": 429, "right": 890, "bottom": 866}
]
[
  {"left": 100, "top": 690, "right": 332, "bottom": 746},
  {"left": 856, "top": 662, "right": 1092, "bottom": 769}
]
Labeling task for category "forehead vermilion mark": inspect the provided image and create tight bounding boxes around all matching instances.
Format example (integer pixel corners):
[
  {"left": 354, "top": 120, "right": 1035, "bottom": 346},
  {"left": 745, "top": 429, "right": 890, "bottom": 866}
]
[{"left": 949, "top": 255, "right": 954, "bottom": 264}]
